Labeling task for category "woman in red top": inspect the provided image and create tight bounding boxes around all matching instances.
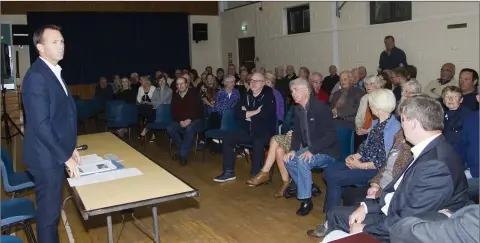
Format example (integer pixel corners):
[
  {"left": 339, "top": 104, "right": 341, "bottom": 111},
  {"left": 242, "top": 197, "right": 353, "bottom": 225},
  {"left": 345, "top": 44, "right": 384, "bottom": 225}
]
[{"left": 310, "top": 72, "right": 329, "bottom": 103}]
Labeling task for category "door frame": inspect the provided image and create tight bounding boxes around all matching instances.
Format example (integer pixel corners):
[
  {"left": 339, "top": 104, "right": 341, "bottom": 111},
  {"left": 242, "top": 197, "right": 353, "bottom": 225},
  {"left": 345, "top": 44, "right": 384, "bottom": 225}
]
[{"left": 237, "top": 36, "right": 256, "bottom": 72}]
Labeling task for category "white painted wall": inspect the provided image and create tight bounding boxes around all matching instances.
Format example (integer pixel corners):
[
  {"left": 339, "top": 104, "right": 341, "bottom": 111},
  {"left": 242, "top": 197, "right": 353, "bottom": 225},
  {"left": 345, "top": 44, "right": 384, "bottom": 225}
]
[
  {"left": 220, "top": 2, "right": 480, "bottom": 88},
  {"left": 0, "top": 14, "right": 223, "bottom": 83},
  {"left": 0, "top": 15, "right": 30, "bottom": 86},
  {"left": 188, "top": 15, "right": 222, "bottom": 72}
]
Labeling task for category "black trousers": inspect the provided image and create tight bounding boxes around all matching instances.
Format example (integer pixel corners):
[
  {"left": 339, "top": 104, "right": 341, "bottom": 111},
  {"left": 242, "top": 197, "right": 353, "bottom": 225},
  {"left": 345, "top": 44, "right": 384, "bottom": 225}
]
[
  {"left": 222, "top": 131, "right": 270, "bottom": 176},
  {"left": 327, "top": 206, "right": 389, "bottom": 242},
  {"left": 138, "top": 104, "right": 155, "bottom": 123},
  {"left": 342, "top": 186, "right": 369, "bottom": 207}
]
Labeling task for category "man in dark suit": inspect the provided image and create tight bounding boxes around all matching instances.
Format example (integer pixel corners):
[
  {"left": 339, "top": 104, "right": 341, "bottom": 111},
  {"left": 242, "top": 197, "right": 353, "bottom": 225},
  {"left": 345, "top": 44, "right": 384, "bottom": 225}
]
[
  {"left": 22, "top": 25, "right": 80, "bottom": 243},
  {"left": 311, "top": 95, "right": 469, "bottom": 242}
]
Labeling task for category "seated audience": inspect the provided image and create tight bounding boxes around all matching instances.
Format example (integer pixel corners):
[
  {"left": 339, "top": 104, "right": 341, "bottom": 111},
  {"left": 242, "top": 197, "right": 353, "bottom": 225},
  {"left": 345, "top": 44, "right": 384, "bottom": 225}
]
[
  {"left": 424, "top": 63, "right": 457, "bottom": 99},
  {"left": 94, "top": 76, "right": 114, "bottom": 101},
  {"left": 323, "top": 89, "right": 400, "bottom": 214},
  {"left": 235, "top": 69, "right": 250, "bottom": 97},
  {"left": 265, "top": 72, "right": 285, "bottom": 123},
  {"left": 285, "top": 65, "right": 298, "bottom": 81},
  {"left": 390, "top": 204, "right": 479, "bottom": 243},
  {"left": 458, "top": 87, "right": 479, "bottom": 201},
  {"left": 114, "top": 77, "right": 137, "bottom": 104},
  {"left": 206, "top": 75, "right": 240, "bottom": 130},
  {"left": 112, "top": 75, "right": 122, "bottom": 94},
  {"left": 200, "top": 73, "right": 219, "bottom": 116},
  {"left": 405, "top": 64, "right": 418, "bottom": 82},
  {"left": 216, "top": 68, "right": 225, "bottom": 87},
  {"left": 130, "top": 72, "right": 141, "bottom": 91},
  {"left": 310, "top": 72, "right": 329, "bottom": 103},
  {"left": 213, "top": 72, "right": 277, "bottom": 182},
  {"left": 284, "top": 78, "right": 341, "bottom": 216},
  {"left": 274, "top": 65, "right": 290, "bottom": 101},
  {"left": 355, "top": 66, "right": 367, "bottom": 90},
  {"left": 167, "top": 77, "right": 204, "bottom": 165},
  {"left": 355, "top": 75, "right": 385, "bottom": 149},
  {"left": 331, "top": 70, "right": 365, "bottom": 128},
  {"left": 391, "top": 67, "right": 409, "bottom": 102},
  {"left": 246, "top": 101, "right": 296, "bottom": 196},
  {"left": 400, "top": 80, "right": 422, "bottom": 97},
  {"left": 441, "top": 86, "right": 471, "bottom": 154},
  {"left": 298, "top": 67, "right": 310, "bottom": 80},
  {"left": 317, "top": 95, "right": 469, "bottom": 242},
  {"left": 137, "top": 76, "right": 157, "bottom": 137},
  {"left": 459, "top": 68, "right": 479, "bottom": 110},
  {"left": 322, "top": 65, "right": 340, "bottom": 96},
  {"left": 142, "top": 75, "right": 173, "bottom": 142}
]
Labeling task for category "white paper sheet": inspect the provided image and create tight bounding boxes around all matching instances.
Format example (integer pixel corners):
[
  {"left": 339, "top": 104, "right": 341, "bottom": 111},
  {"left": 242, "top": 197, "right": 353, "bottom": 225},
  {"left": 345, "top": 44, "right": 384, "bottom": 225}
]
[
  {"left": 67, "top": 168, "right": 143, "bottom": 187},
  {"left": 80, "top": 154, "right": 105, "bottom": 164},
  {"left": 78, "top": 160, "right": 117, "bottom": 176}
]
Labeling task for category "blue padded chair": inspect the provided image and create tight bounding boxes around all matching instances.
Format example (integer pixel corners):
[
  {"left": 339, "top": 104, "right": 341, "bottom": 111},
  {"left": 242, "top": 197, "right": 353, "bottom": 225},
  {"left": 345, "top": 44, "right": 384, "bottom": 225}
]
[
  {"left": 202, "top": 109, "right": 240, "bottom": 161},
  {"left": 1, "top": 235, "right": 23, "bottom": 243},
  {"left": 105, "top": 101, "right": 139, "bottom": 140},
  {"left": 336, "top": 126, "right": 355, "bottom": 161},
  {"left": 145, "top": 104, "right": 173, "bottom": 144},
  {"left": 238, "top": 120, "right": 280, "bottom": 164},
  {"left": 0, "top": 147, "right": 34, "bottom": 197},
  {"left": 1, "top": 198, "right": 37, "bottom": 243},
  {"left": 76, "top": 99, "right": 99, "bottom": 133}
]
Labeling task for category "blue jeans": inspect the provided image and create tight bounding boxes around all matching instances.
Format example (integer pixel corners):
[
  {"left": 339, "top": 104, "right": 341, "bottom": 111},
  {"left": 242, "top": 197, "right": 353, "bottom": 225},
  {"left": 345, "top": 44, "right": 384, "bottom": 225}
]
[
  {"left": 285, "top": 147, "right": 337, "bottom": 199},
  {"left": 323, "top": 162, "right": 378, "bottom": 212},
  {"left": 166, "top": 119, "right": 202, "bottom": 158}
]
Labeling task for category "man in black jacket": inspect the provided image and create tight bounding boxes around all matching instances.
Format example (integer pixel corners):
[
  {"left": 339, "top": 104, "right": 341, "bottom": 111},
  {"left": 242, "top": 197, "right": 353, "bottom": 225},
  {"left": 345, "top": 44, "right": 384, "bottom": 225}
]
[
  {"left": 316, "top": 95, "right": 469, "bottom": 242},
  {"left": 284, "top": 78, "right": 341, "bottom": 216},
  {"left": 214, "top": 72, "right": 277, "bottom": 183}
]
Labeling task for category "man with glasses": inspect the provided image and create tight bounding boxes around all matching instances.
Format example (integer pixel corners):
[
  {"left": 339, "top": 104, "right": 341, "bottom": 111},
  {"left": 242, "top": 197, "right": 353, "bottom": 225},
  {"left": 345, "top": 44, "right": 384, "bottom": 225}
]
[
  {"left": 214, "top": 72, "right": 277, "bottom": 182},
  {"left": 167, "top": 77, "right": 204, "bottom": 165}
]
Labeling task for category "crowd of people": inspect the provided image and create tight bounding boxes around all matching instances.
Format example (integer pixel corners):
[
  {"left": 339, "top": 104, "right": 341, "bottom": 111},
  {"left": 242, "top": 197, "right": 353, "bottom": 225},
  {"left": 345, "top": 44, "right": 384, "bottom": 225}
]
[{"left": 90, "top": 35, "right": 479, "bottom": 243}]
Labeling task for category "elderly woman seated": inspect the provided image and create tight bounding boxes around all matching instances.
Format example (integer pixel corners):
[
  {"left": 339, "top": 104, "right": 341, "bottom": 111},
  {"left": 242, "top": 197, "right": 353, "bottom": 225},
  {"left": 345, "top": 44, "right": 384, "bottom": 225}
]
[
  {"left": 331, "top": 70, "right": 365, "bottom": 128},
  {"left": 321, "top": 89, "right": 400, "bottom": 224}
]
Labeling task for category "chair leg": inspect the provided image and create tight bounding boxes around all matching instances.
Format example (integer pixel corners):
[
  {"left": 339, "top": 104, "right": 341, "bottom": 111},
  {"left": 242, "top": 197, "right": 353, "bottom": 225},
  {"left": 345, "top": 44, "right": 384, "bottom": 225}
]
[
  {"left": 169, "top": 139, "right": 172, "bottom": 159},
  {"left": 128, "top": 128, "right": 131, "bottom": 142},
  {"left": 194, "top": 132, "right": 199, "bottom": 161},
  {"left": 23, "top": 221, "right": 37, "bottom": 243}
]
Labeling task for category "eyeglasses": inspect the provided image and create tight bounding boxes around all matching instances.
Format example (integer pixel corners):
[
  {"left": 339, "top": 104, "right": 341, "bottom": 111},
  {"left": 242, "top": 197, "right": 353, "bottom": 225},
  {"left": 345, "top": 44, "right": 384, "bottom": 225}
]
[{"left": 251, "top": 79, "right": 264, "bottom": 83}]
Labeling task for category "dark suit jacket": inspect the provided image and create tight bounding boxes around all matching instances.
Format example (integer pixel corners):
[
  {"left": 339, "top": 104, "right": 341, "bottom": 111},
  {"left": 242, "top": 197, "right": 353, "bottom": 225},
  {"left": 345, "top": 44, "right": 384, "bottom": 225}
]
[
  {"left": 22, "top": 58, "right": 77, "bottom": 169},
  {"left": 362, "top": 135, "right": 469, "bottom": 238},
  {"left": 290, "top": 98, "right": 341, "bottom": 160},
  {"left": 390, "top": 204, "right": 479, "bottom": 243}
]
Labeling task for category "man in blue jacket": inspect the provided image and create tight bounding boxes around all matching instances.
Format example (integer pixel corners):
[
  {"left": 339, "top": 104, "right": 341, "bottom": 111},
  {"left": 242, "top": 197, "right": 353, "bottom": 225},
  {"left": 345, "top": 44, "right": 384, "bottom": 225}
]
[
  {"left": 214, "top": 72, "right": 277, "bottom": 182},
  {"left": 22, "top": 25, "right": 80, "bottom": 243},
  {"left": 458, "top": 87, "right": 479, "bottom": 201}
]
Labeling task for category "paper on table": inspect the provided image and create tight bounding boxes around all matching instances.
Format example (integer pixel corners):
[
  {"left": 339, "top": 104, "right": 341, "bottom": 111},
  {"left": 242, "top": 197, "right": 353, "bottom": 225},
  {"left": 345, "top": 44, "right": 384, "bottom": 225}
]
[
  {"left": 80, "top": 154, "right": 104, "bottom": 164},
  {"left": 78, "top": 160, "right": 117, "bottom": 176},
  {"left": 67, "top": 168, "right": 143, "bottom": 187}
]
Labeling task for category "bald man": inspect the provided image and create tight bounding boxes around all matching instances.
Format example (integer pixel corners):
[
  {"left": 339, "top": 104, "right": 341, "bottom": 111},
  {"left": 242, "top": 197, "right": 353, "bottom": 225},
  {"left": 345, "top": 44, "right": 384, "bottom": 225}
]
[{"left": 424, "top": 63, "right": 458, "bottom": 99}]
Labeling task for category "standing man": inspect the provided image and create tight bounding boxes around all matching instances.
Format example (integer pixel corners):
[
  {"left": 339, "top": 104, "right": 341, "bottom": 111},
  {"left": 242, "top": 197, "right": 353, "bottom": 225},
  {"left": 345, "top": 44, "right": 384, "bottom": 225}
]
[
  {"left": 22, "top": 25, "right": 81, "bottom": 243},
  {"left": 379, "top": 35, "right": 407, "bottom": 71}
]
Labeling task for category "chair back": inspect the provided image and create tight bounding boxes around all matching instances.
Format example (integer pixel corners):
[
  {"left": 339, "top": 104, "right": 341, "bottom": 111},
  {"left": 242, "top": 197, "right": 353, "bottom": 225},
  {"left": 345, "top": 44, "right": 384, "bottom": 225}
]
[
  {"left": 1, "top": 235, "right": 23, "bottom": 243},
  {"left": 106, "top": 100, "right": 138, "bottom": 126},
  {"left": 154, "top": 104, "right": 173, "bottom": 124},
  {"left": 75, "top": 99, "right": 98, "bottom": 120},
  {"left": 220, "top": 109, "right": 239, "bottom": 131},
  {"left": 0, "top": 147, "right": 14, "bottom": 187},
  {"left": 336, "top": 126, "right": 354, "bottom": 161}
]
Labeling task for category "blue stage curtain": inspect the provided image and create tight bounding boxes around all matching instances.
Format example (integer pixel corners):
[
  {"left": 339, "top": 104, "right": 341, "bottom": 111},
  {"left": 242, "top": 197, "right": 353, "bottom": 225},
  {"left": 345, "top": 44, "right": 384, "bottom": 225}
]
[{"left": 26, "top": 12, "right": 190, "bottom": 85}]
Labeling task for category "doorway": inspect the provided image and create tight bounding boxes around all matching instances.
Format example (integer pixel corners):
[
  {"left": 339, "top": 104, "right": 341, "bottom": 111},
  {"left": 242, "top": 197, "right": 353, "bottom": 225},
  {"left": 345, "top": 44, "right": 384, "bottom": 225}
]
[{"left": 238, "top": 37, "right": 255, "bottom": 72}]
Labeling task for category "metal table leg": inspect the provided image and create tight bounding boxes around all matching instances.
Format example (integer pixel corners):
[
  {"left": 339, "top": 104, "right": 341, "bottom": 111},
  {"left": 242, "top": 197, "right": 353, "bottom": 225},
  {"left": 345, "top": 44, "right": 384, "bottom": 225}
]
[
  {"left": 152, "top": 206, "right": 160, "bottom": 242},
  {"left": 107, "top": 215, "right": 113, "bottom": 243}
]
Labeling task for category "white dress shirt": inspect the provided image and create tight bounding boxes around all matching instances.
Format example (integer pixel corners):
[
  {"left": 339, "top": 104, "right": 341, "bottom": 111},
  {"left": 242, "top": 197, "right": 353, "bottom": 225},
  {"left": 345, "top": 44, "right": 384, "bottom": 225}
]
[
  {"left": 362, "top": 133, "right": 442, "bottom": 215},
  {"left": 40, "top": 57, "right": 68, "bottom": 96}
]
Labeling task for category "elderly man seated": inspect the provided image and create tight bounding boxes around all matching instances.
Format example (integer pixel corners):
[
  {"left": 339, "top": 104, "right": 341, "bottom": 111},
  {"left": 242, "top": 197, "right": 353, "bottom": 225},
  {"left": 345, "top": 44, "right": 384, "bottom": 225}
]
[
  {"left": 213, "top": 72, "right": 277, "bottom": 183},
  {"left": 313, "top": 95, "right": 470, "bottom": 242},
  {"left": 331, "top": 70, "right": 365, "bottom": 128},
  {"left": 284, "top": 78, "right": 341, "bottom": 216}
]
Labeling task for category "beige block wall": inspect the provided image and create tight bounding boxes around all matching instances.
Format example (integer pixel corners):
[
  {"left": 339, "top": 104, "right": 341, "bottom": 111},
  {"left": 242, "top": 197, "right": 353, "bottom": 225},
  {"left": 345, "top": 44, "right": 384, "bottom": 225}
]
[
  {"left": 220, "top": 2, "right": 480, "bottom": 89},
  {"left": 189, "top": 15, "right": 222, "bottom": 72}
]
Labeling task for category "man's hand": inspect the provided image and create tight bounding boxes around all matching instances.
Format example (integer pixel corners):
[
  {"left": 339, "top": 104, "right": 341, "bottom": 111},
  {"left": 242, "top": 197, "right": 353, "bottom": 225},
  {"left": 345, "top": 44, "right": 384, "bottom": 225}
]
[
  {"left": 256, "top": 105, "right": 263, "bottom": 113},
  {"left": 72, "top": 148, "right": 81, "bottom": 165},
  {"left": 298, "top": 150, "right": 313, "bottom": 163},
  {"left": 287, "top": 130, "right": 293, "bottom": 138},
  {"left": 356, "top": 128, "right": 369, "bottom": 136},
  {"left": 65, "top": 157, "right": 81, "bottom": 179},
  {"left": 184, "top": 119, "right": 191, "bottom": 127},
  {"left": 349, "top": 206, "right": 367, "bottom": 226},
  {"left": 349, "top": 223, "right": 365, "bottom": 234},
  {"left": 284, "top": 150, "right": 296, "bottom": 163},
  {"left": 332, "top": 108, "right": 338, "bottom": 117},
  {"left": 241, "top": 106, "right": 247, "bottom": 111},
  {"left": 366, "top": 183, "right": 380, "bottom": 199}
]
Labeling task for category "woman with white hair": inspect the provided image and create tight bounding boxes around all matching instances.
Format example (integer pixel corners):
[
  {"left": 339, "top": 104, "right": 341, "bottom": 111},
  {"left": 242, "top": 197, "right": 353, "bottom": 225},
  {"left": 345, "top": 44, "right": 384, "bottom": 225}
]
[
  {"left": 354, "top": 75, "right": 386, "bottom": 148},
  {"left": 317, "top": 89, "right": 401, "bottom": 230}
]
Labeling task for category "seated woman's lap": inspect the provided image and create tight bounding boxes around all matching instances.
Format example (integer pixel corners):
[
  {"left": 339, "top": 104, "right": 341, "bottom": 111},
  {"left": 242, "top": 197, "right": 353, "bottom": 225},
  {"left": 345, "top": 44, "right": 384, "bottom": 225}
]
[{"left": 323, "top": 162, "right": 378, "bottom": 186}]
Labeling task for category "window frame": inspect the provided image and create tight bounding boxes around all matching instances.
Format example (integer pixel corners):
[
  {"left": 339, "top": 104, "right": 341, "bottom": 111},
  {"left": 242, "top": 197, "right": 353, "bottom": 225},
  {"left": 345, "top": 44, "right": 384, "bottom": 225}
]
[
  {"left": 286, "top": 4, "right": 310, "bottom": 35},
  {"left": 370, "top": 1, "right": 412, "bottom": 25}
]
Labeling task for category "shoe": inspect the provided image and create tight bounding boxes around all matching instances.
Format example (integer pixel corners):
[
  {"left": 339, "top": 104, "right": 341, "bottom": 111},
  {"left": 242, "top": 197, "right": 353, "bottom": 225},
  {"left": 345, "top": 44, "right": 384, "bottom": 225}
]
[
  {"left": 306, "top": 224, "right": 328, "bottom": 238},
  {"left": 284, "top": 181, "right": 298, "bottom": 198},
  {"left": 171, "top": 154, "right": 179, "bottom": 161},
  {"left": 312, "top": 183, "right": 322, "bottom": 197},
  {"left": 179, "top": 157, "right": 188, "bottom": 166},
  {"left": 274, "top": 181, "right": 290, "bottom": 197},
  {"left": 296, "top": 198, "right": 313, "bottom": 216},
  {"left": 246, "top": 171, "right": 271, "bottom": 187},
  {"left": 213, "top": 171, "right": 236, "bottom": 183}
]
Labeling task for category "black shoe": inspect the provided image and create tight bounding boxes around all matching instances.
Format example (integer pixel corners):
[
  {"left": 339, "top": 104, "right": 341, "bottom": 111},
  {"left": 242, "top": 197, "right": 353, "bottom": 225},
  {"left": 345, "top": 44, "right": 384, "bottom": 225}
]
[
  {"left": 296, "top": 198, "right": 313, "bottom": 216},
  {"left": 179, "top": 157, "right": 188, "bottom": 166},
  {"left": 172, "top": 154, "right": 179, "bottom": 161},
  {"left": 312, "top": 183, "right": 322, "bottom": 197}
]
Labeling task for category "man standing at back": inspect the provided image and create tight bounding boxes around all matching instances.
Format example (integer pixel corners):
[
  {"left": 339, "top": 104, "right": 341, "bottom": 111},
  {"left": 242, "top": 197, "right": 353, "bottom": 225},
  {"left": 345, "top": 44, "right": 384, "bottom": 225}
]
[{"left": 22, "top": 25, "right": 81, "bottom": 243}]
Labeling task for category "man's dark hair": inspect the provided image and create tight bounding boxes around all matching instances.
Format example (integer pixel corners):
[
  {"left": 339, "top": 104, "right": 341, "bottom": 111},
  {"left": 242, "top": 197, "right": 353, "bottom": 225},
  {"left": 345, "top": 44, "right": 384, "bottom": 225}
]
[
  {"left": 460, "top": 68, "right": 479, "bottom": 83},
  {"left": 405, "top": 65, "right": 418, "bottom": 79},
  {"left": 384, "top": 35, "right": 395, "bottom": 42},
  {"left": 33, "top": 24, "right": 62, "bottom": 46}
]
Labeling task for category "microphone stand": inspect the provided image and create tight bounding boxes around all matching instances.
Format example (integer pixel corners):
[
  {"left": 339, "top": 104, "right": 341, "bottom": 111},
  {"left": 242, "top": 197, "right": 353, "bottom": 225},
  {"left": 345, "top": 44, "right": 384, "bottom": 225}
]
[{"left": 1, "top": 76, "right": 24, "bottom": 144}]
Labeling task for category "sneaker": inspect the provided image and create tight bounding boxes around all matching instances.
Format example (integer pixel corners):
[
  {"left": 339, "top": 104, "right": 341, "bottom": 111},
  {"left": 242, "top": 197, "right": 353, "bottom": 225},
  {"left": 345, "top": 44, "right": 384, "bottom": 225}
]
[
  {"left": 213, "top": 171, "right": 236, "bottom": 182},
  {"left": 306, "top": 223, "right": 328, "bottom": 238},
  {"left": 212, "top": 139, "right": 220, "bottom": 144}
]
